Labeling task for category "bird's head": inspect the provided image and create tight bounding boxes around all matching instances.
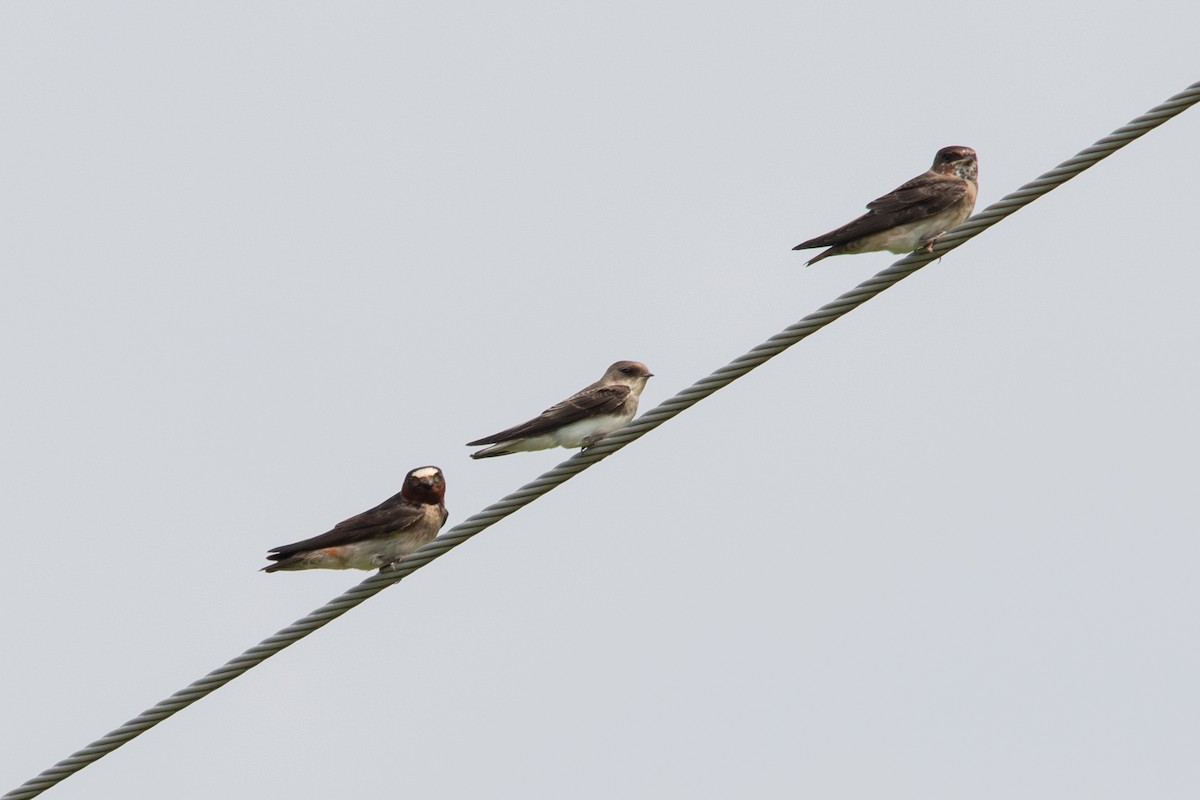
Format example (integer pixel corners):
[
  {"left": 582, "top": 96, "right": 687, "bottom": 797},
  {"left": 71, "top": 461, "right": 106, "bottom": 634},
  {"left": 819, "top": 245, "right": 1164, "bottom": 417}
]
[
  {"left": 604, "top": 360, "right": 654, "bottom": 388},
  {"left": 401, "top": 466, "right": 446, "bottom": 504},
  {"left": 932, "top": 146, "right": 978, "bottom": 182}
]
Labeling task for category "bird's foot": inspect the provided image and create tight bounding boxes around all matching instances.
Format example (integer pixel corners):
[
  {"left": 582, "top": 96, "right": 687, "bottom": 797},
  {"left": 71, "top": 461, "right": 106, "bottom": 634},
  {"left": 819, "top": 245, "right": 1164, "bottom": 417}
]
[
  {"left": 580, "top": 433, "right": 608, "bottom": 449},
  {"left": 920, "top": 229, "right": 952, "bottom": 253},
  {"left": 378, "top": 555, "right": 405, "bottom": 571}
]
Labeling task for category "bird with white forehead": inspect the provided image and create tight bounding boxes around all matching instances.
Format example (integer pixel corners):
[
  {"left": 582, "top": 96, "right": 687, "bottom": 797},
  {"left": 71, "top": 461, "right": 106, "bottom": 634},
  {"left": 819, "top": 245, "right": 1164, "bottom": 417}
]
[{"left": 262, "top": 466, "right": 448, "bottom": 572}]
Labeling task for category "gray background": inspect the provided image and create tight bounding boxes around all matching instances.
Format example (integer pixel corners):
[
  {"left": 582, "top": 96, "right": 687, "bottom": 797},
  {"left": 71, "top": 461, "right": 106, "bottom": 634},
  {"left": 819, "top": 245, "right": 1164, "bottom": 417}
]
[{"left": 2, "top": 2, "right": 1198, "bottom": 798}]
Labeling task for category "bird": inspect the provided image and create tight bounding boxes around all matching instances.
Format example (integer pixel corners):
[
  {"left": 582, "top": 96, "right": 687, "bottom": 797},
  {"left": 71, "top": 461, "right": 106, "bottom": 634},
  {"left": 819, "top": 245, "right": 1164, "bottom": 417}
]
[
  {"left": 792, "top": 145, "right": 978, "bottom": 266},
  {"left": 262, "top": 466, "right": 448, "bottom": 572},
  {"left": 467, "top": 360, "right": 653, "bottom": 458}
]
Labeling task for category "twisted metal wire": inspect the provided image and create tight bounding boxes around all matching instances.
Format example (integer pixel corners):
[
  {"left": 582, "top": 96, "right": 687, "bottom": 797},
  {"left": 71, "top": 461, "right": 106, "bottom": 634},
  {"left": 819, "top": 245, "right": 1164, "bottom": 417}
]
[{"left": 6, "top": 79, "right": 1198, "bottom": 800}]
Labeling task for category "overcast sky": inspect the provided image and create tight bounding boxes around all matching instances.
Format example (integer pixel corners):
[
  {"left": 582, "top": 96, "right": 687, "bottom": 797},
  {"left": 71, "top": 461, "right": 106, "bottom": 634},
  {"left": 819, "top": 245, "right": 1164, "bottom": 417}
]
[{"left": 3, "top": 3, "right": 1198, "bottom": 799}]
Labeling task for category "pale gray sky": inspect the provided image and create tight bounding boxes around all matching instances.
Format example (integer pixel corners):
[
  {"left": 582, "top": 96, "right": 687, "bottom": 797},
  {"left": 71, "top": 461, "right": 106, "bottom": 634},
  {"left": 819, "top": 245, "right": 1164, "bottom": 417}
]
[{"left": 2, "top": 3, "right": 1198, "bottom": 798}]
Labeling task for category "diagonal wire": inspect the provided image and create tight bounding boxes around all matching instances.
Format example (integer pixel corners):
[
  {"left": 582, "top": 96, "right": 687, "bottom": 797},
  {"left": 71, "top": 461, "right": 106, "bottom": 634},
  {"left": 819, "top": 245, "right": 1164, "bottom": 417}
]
[{"left": 6, "top": 78, "right": 1199, "bottom": 800}]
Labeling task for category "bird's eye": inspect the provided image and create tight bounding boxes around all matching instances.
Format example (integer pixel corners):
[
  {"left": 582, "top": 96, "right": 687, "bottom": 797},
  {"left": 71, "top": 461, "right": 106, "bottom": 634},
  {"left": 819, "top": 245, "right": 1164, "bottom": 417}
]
[{"left": 621, "top": 367, "right": 635, "bottom": 374}]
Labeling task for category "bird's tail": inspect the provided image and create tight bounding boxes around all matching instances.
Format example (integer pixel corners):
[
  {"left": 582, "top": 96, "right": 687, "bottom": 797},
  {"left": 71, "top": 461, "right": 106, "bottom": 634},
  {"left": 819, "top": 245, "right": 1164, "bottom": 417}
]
[
  {"left": 469, "top": 444, "right": 512, "bottom": 459},
  {"left": 802, "top": 247, "right": 836, "bottom": 267},
  {"left": 261, "top": 553, "right": 298, "bottom": 572}
]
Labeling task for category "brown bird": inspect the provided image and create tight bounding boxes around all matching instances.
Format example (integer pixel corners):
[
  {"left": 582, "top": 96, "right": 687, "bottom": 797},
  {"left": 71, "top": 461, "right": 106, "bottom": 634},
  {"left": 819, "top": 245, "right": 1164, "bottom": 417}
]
[
  {"left": 467, "top": 360, "right": 653, "bottom": 458},
  {"left": 793, "top": 146, "right": 978, "bottom": 266},
  {"left": 262, "top": 466, "right": 448, "bottom": 572}
]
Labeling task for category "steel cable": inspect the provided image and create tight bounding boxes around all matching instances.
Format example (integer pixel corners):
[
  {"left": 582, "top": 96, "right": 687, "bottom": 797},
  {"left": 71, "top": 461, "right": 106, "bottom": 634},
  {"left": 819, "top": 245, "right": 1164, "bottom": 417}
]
[{"left": 6, "top": 79, "right": 1198, "bottom": 800}]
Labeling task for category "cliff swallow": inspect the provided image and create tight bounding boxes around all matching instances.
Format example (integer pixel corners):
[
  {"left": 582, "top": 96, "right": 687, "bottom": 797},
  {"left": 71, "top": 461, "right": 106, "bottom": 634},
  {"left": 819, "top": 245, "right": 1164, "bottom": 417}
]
[
  {"left": 467, "top": 360, "right": 653, "bottom": 458},
  {"left": 262, "top": 466, "right": 448, "bottom": 572},
  {"left": 793, "top": 146, "right": 978, "bottom": 266}
]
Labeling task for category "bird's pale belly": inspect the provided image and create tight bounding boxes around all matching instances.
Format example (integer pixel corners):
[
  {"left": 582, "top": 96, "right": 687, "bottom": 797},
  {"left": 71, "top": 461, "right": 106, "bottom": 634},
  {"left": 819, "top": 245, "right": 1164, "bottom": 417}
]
[
  {"left": 551, "top": 415, "right": 630, "bottom": 447},
  {"left": 301, "top": 537, "right": 423, "bottom": 570},
  {"left": 854, "top": 207, "right": 970, "bottom": 255}
]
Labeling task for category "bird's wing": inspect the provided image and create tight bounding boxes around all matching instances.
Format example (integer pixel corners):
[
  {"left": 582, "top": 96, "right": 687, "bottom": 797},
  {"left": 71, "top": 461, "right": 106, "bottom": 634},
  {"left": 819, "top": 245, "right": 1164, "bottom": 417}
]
[
  {"left": 795, "top": 173, "right": 969, "bottom": 249},
  {"left": 466, "top": 384, "right": 632, "bottom": 445},
  {"left": 865, "top": 172, "right": 969, "bottom": 217},
  {"left": 267, "top": 492, "right": 427, "bottom": 556}
]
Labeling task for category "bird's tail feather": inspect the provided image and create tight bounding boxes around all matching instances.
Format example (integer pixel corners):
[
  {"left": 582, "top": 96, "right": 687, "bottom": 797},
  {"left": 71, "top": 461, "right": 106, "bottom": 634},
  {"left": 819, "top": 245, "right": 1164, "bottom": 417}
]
[
  {"left": 804, "top": 248, "right": 836, "bottom": 267},
  {"left": 469, "top": 445, "right": 510, "bottom": 459}
]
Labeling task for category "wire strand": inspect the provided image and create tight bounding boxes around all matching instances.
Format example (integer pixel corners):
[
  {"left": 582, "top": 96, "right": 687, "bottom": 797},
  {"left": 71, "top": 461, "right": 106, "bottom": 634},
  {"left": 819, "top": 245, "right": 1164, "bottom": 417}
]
[{"left": 6, "top": 79, "right": 1198, "bottom": 800}]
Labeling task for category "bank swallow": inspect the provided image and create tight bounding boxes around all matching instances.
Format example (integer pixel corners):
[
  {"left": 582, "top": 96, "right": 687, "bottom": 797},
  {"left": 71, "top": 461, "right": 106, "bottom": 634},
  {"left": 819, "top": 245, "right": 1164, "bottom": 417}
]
[
  {"left": 467, "top": 360, "right": 653, "bottom": 458},
  {"left": 793, "top": 146, "right": 978, "bottom": 266},
  {"left": 262, "top": 466, "right": 448, "bottom": 572}
]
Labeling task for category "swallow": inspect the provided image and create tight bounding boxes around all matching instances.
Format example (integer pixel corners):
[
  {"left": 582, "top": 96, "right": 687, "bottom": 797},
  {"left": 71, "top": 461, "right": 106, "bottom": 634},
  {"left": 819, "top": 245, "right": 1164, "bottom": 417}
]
[
  {"left": 262, "top": 466, "right": 448, "bottom": 572},
  {"left": 793, "top": 146, "right": 978, "bottom": 266},
  {"left": 467, "top": 360, "right": 653, "bottom": 458}
]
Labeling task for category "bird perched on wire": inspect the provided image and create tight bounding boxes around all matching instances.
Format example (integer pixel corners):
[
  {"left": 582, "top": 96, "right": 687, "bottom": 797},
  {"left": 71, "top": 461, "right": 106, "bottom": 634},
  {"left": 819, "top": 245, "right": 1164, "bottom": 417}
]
[
  {"left": 262, "top": 466, "right": 447, "bottom": 572},
  {"left": 467, "top": 360, "right": 653, "bottom": 458},
  {"left": 792, "top": 145, "right": 978, "bottom": 266}
]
